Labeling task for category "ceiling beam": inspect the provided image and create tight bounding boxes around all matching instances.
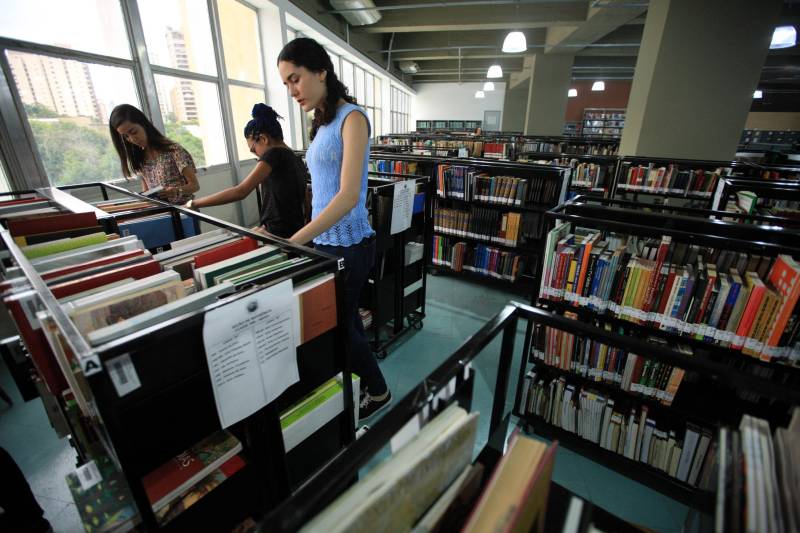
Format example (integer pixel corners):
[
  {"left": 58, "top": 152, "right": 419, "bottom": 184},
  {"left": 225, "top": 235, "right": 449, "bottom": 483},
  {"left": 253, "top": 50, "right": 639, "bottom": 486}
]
[
  {"left": 354, "top": 3, "right": 588, "bottom": 33},
  {"left": 545, "top": 0, "right": 646, "bottom": 53}
]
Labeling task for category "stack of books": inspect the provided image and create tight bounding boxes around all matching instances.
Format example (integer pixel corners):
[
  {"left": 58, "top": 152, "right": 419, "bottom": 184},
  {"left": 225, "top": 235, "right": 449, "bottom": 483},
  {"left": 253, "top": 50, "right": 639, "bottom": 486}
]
[
  {"left": 520, "top": 371, "right": 714, "bottom": 487},
  {"left": 359, "top": 308, "right": 373, "bottom": 329},
  {"left": 368, "top": 159, "right": 418, "bottom": 176},
  {"left": 434, "top": 207, "right": 523, "bottom": 247},
  {"left": 540, "top": 224, "right": 800, "bottom": 365},
  {"left": 432, "top": 235, "right": 524, "bottom": 282},
  {"left": 436, "top": 165, "right": 559, "bottom": 206},
  {"left": 92, "top": 197, "right": 200, "bottom": 250},
  {"left": 617, "top": 164, "right": 728, "bottom": 198}
]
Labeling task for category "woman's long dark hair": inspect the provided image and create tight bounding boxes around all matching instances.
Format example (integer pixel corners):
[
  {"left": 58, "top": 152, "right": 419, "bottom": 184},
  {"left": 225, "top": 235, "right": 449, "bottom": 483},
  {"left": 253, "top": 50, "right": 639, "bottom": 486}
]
[
  {"left": 109, "top": 104, "right": 176, "bottom": 178},
  {"left": 278, "top": 37, "right": 356, "bottom": 140}
]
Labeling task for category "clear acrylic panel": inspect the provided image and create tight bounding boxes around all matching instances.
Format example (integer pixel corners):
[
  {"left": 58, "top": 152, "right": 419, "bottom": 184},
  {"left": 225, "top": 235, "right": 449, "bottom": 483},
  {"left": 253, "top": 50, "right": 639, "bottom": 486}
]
[
  {"left": 6, "top": 51, "right": 140, "bottom": 185},
  {"left": 217, "top": 0, "right": 264, "bottom": 84},
  {"left": 0, "top": 0, "right": 130, "bottom": 58},
  {"left": 155, "top": 74, "right": 228, "bottom": 166},
  {"left": 138, "top": 0, "right": 217, "bottom": 76}
]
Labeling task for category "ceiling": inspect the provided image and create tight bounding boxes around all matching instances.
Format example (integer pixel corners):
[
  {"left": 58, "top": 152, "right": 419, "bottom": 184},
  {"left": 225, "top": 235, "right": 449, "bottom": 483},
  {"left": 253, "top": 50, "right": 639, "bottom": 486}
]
[{"left": 298, "top": 0, "right": 800, "bottom": 94}]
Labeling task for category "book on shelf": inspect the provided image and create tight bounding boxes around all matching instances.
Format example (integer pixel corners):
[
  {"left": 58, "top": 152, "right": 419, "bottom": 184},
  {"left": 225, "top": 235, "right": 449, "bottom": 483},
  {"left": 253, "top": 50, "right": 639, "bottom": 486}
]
[
  {"left": 141, "top": 185, "right": 164, "bottom": 198},
  {"left": 6, "top": 211, "right": 99, "bottom": 237},
  {"left": 193, "top": 237, "right": 259, "bottom": 268},
  {"left": 368, "top": 159, "right": 418, "bottom": 177},
  {"left": 411, "top": 463, "right": 485, "bottom": 533},
  {"left": 21, "top": 232, "right": 110, "bottom": 260},
  {"left": 432, "top": 236, "right": 524, "bottom": 282},
  {"left": 531, "top": 322, "right": 690, "bottom": 407},
  {"left": 435, "top": 165, "right": 559, "bottom": 206},
  {"left": 48, "top": 259, "right": 162, "bottom": 299},
  {"left": 301, "top": 403, "right": 478, "bottom": 532},
  {"left": 142, "top": 429, "right": 243, "bottom": 515},
  {"left": 434, "top": 207, "right": 523, "bottom": 247},
  {"left": 280, "top": 373, "right": 360, "bottom": 452},
  {"left": 519, "top": 371, "right": 714, "bottom": 486},
  {"left": 714, "top": 409, "right": 799, "bottom": 533},
  {"left": 39, "top": 249, "right": 151, "bottom": 282},
  {"left": 616, "top": 164, "right": 727, "bottom": 198},
  {"left": 117, "top": 212, "right": 198, "bottom": 250},
  {"left": 193, "top": 245, "right": 281, "bottom": 288},
  {"left": 539, "top": 223, "right": 800, "bottom": 365},
  {"left": 292, "top": 273, "right": 337, "bottom": 346},
  {"left": 65, "top": 454, "right": 140, "bottom": 533},
  {"left": 462, "top": 433, "right": 557, "bottom": 533},
  {"left": 13, "top": 225, "right": 106, "bottom": 246},
  {"left": 22, "top": 235, "right": 145, "bottom": 273}
]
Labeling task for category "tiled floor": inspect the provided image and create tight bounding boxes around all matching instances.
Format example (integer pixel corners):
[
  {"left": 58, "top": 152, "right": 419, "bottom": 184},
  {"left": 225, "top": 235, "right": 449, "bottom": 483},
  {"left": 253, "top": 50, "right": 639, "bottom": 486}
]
[{"left": 0, "top": 273, "right": 689, "bottom": 533}]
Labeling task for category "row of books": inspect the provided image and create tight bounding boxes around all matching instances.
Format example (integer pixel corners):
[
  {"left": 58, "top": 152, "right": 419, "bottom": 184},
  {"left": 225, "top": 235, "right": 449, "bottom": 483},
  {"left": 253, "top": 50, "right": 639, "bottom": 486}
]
[
  {"left": 412, "top": 139, "right": 485, "bottom": 158},
  {"left": 66, "top": 374, "right": 359, "bottom": 530},
  {"left": 521, "top": 158, "right": 610, "bottom": 192},
  {"left": 520, "top": 372, "right": 714, "bottom": 487},
  {"left": 432, "top": 236, "right": 524, "bottom": 282},
  {"left": 368, "top": 159, "right": 419, "bottom": 177},
  {"left": 616, "top": 164, "right": 728, "bottom": 197},
  {"left": 435, "top": 164, "right": 561, "bottom": 206},
  {"left": 434, "top": 207, "right": 524, "bottom": 247},
  {"left": 715, "top": 410, "right": 799, "bottom": 533},
  {"left": 302, "top": 403, "right": 557, "bottom": 533},
  {"left": 517, "top": 141, "right": 619, "bottom": 156},
  {"left": 532, "top": 322, "right": 688, "bottom": 406},
  {"left": 540, "top": 224, "right": 800, "bottom": 364}
]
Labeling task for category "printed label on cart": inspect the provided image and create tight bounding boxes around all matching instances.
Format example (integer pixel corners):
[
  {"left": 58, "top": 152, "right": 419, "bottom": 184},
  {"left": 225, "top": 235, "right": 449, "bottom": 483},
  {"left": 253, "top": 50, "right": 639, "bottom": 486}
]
[
  {"left": 106, "top": 353, "right": 141, "bottom": 397},
  {"left": 76, "top": 460, "right": 102, "bottom": 491}
]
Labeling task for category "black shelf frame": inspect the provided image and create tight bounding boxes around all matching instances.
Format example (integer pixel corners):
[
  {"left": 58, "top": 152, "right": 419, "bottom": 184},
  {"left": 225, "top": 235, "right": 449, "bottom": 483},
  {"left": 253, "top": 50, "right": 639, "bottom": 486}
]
[
  {"left": 0, "top": 188, "right": 355, "bottom": 532},
  {"left": 712, "top": 177, "right": 800, "bottom": 221}
]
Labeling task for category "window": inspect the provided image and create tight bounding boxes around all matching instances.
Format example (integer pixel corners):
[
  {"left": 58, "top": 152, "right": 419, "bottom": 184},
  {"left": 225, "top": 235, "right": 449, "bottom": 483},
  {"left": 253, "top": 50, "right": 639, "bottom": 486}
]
[
  {"left": 390, "top": 86, "right": 410, "bottom": 134},
  {"left": 138, "top": 0, "right": 217, "bottom": 76},
  {"left": 0, "top": 0, "right": 130, "bottom": 59},
  {"left": 218, "top": 0, "right": 264, "bottom": 85},
  {"left": 6, "top": 50, "right": 141, "bottom": 186},
  {"left": 155, "top": 74, "right": 227, "bottom": 167},
  {"left": 354, "top": 66, "right": 365, "bottom": 105},
  {"left": 328, "top": 51, "right": 340, "bottom": 78},
  {"left": 219, "top": 0, "right": 267, "bottom": 160},
  {"left": 0, "top": 157, "right": 12, "bottom": 193},
  {"left": 341, "top": 60, "right": 354, "bottom": 95}
]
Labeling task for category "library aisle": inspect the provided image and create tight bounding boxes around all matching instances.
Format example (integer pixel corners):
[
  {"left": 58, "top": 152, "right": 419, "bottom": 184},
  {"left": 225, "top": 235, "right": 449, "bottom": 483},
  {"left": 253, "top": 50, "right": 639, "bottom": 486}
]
[{"left": 2, "top": 274, "right": 685, "bottom": 533}]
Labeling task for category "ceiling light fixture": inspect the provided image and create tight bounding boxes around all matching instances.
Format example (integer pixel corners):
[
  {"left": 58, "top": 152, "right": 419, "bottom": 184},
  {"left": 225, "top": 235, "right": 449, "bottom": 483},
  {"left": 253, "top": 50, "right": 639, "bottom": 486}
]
[
  {"left": 753, "top": 90, "right": 763, "bottom": 99},
  {"left": 483, "top": 81, "right": 495, "bottom": 91},
  {"left": 475, "top": 90, "right": 486, "bottom": 99},
  {"left": 487, "top": 65, "right": 503, "bottom": 78},
  {"left": 568, "top": 88, "right": 578, "bottom": 97},
  {"left": 770, "top": 26, "right": 796, "bottom": 49},
  {"left": 591, "top": 81, "right": 605, "bottom": 91},
  {"left": 502, "top": 31, "right": 527, "bottom": 53}
]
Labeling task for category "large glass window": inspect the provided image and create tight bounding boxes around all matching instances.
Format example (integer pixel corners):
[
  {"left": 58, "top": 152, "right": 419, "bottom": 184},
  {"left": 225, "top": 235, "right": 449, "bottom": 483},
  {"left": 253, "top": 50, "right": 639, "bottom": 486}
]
[
  {"left": 229, "top": 85, "right": 268, "bottom": 160},
  {"left": 138, "top": 0, "right": 217, "bottom": 76},
  {"left": 0, "top": 0, "right": 130, "bottom": 59},
  {"left": 390, "top": 86, "right": 410, "bottom": 134},
  {"left": 6, "top": 50, "right": 140, "bottom": 185},
  {"left": 218, "top": 0, "right": 264, "bottom": 85},
  {"left": 341, "top": 60, "right": 354, "bottom": 95},
  {"left": 354, "top": 66, "right": 365, "bottom": 105},
  {"left": 155, "top": 74, "right": 227, "bottom": 166}
]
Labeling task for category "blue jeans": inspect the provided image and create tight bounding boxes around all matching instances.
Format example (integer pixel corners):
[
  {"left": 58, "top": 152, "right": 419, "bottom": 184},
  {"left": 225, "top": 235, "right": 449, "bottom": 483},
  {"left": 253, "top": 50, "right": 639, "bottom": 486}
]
[{"left": 315, "top": 236, "right": 388, "bottom": 395}]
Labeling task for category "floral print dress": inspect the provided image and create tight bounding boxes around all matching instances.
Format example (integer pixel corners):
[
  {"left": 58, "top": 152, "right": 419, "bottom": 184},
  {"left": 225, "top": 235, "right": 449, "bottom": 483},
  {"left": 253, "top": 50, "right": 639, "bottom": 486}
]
[{"left": 140, "top": 145, "right": 196, "bottom": 204}]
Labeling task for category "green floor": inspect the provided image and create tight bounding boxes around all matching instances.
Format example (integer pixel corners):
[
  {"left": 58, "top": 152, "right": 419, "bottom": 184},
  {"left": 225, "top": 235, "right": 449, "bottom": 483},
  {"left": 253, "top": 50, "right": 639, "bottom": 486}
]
[{"left": 0, "top": 273, "right": 690, "bottom": 532}]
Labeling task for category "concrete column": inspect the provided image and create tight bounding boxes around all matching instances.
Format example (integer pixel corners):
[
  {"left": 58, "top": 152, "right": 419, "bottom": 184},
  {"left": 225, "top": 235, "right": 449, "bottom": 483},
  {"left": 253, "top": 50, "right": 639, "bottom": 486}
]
[
  {"left": 619, "top": 0, "right": 782, "bottom": 160},
  {"left": 502, "top": 79, "right": 529, "bottom": 133},
  {"left": 523, "top": 54, "right": 574, "bottom": 136}
]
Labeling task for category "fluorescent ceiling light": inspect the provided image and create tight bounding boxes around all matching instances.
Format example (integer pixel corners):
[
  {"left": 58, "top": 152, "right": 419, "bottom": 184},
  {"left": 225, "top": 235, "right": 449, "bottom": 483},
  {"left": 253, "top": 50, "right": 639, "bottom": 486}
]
[
  {"left": 487, "top": 65, "right": 503, "bottom": 78},
  {"left": 591, "top": 81, "right": 605, "bottom": 91},
  {"left": 568, "top": 88, "right": 578, "bottom": 97},
  {"left": 753, "top": 90, "right": 763, "bottom": 99},
  {"left": 483, "top": 81, "right": 495, "bottom": 91},
  {"left": 502, "top": 31, "right": 527, "bottom": 53},
  {"left": 475, "top": 90, "right": 486, "bottom": 99},
  {"left": 770, "top": 26, "right": 796, "bottom": 49}
]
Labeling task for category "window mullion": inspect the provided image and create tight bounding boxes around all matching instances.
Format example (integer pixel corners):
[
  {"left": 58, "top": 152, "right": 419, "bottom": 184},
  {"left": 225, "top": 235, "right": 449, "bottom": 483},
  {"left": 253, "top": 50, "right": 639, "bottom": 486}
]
[{"left": 120, "top": 0, "right": 164, "bottom": 131}]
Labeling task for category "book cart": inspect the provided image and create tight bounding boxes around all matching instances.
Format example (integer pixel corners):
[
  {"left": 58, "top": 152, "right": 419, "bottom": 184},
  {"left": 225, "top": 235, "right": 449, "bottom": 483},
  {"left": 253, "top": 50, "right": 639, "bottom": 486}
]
[
  {"left": 610, "top": 156, "right": 745, "bottom": 209},
  {"left": 517, "top": 152, "right": 619, "bottom": 200},
  {"left": 0, "top": 187, "right": 356, "bottom": 532},
  {"left": 431, "top": 156, "right": 570, "bottom": 297},
  {"left": 362, "top": 173, "right": 432, "bottom": 359},
  {"left": 258, "top": 301, "right": 693, "bottom": 532},
  {"left": 528, "top": 196, "right": 800, "bottom": 507}
]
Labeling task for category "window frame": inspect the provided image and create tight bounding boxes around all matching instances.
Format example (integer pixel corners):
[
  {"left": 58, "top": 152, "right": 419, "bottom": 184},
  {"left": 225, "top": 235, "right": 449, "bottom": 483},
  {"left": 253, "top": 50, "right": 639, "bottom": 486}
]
[{"left": 0, "top": 0, "right": 269, "bottom": 190}]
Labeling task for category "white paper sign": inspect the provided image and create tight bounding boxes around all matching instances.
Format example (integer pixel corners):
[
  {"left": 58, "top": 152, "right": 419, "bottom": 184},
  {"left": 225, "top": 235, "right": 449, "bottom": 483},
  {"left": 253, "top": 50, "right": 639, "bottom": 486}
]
[
  {"left": 76, "top": 460, "right": 102, "bottom": 491},
  {"left": 203, "top": 280, "right": 298, "bottom": 429},
  {"left": 390, "top": 180, "right": 415, "bottom": 235},
  {"left": 106, "top": 353, "right": 141, "bottom": 397}
]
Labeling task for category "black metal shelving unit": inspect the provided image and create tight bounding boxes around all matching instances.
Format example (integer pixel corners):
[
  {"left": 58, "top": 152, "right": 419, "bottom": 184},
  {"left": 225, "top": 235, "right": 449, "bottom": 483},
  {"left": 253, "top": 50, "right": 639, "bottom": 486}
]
[
  {"left": 517, "top": 152, "right": 619, "bottom": 200},
  {"left": 711, "top": 177, "right": 800, "bottom": 226},
  {"left": 1, "top": 188, "right": 355, "bottom": 532}
]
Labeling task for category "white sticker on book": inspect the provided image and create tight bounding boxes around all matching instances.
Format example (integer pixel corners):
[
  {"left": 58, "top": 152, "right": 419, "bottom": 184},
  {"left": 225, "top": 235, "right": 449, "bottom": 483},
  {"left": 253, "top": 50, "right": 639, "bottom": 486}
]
[
  {"left": 106, "top": 353, "right": 142, "bottom": 397},
  {"left": 76, "top": 460, "right": 102, "bottom": 491}
]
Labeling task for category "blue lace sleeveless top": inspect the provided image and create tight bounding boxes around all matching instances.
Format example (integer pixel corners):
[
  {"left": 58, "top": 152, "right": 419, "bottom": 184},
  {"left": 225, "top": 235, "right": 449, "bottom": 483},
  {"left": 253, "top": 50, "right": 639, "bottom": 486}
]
[{"left": 306, "top": 102, "right": 375, "bottom": 246}]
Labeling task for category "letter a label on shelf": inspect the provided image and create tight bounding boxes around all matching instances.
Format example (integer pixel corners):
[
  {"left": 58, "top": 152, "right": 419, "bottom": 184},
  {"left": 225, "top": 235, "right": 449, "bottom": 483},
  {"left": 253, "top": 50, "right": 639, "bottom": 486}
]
[{"left": 203, "top": 279, "right": 298, "bottom": 429}]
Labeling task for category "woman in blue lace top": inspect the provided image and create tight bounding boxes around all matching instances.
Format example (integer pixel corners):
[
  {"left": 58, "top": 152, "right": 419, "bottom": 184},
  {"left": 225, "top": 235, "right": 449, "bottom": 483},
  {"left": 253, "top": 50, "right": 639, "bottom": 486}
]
[{"left": 278, "top": 38, "right": 391, "bottom": 421}]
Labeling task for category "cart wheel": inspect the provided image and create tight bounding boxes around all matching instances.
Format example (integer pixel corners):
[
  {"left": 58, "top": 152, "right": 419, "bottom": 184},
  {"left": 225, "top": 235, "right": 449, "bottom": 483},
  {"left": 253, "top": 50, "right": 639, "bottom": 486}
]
[
  {"left": 375, "top": 349, "right": 388, "bottom": 360},
  {"left": 413, "top": 320, "right": 423, "bottom": 330}
]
